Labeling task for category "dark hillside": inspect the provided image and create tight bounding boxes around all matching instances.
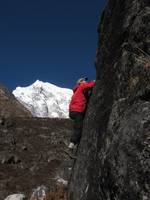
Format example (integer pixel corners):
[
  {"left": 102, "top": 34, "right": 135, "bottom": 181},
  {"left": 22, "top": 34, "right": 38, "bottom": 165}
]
[{"left": 0, "top": 117, "right": 73, "bottom": 199}]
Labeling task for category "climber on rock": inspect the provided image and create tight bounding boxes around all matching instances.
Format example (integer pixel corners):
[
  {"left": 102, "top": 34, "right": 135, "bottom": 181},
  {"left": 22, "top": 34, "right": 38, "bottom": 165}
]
[{"left": 68, "top": 77, "right": 95, "bottom": 149}]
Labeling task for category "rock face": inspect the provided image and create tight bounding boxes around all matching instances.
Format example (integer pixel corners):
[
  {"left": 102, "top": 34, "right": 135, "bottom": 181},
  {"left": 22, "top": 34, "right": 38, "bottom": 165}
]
[
  {"left": 69, "top": 0, "right": 150, "bottom": 200},
  {"left": 0, "top": 117, "right": 73, "bottom": 200},
  {"left": 0, "top": 85, "right": 32, "bottom": 118}
]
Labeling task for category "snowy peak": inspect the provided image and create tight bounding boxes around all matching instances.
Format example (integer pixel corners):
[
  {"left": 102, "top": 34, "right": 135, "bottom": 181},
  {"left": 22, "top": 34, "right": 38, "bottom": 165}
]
[{"left": 13, "top": 80, "right": 73, "bottom": 118}]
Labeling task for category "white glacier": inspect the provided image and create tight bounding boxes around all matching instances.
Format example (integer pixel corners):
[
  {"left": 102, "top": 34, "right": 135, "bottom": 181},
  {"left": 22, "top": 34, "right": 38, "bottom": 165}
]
[{"left": 13, "top": 80, "right": 73, "bottom": 118}]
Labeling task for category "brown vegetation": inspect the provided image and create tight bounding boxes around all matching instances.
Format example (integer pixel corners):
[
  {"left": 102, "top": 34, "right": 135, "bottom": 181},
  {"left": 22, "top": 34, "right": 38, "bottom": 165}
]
[{"left": 45, "top": 185, "right": 67, "bottom": 200}]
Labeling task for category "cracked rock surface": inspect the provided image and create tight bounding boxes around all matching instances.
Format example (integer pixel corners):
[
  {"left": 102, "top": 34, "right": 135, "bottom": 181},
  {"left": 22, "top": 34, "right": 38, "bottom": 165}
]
[{"left": 68, "top": 0, "right": 150, "bottom": 199}]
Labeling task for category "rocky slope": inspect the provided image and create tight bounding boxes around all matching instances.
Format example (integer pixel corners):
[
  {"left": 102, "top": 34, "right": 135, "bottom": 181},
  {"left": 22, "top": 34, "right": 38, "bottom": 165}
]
[
  {"left": 0, "top": 117, "right": 73, "bottom": 200},
  {"left": 69, "top": 0, "right": 150, "bottom": 200},
  {"left": 0, "top": 84, "right": 74, "bottom": 200},
  {"left": 0, "top": 84, "right": 32, "bottom": 118}
]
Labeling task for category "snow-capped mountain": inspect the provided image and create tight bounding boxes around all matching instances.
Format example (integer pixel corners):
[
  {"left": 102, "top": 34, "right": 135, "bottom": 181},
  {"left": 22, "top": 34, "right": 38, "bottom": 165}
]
[{"left": 13, "top": 80, "right": 73, "bottom": 118}]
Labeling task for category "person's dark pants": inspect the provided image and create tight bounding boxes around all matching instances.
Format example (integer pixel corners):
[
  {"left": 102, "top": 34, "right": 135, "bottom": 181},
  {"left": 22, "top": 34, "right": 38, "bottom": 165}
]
[{"left": 69, "top": 111, "right": 84, "bottom": 145}]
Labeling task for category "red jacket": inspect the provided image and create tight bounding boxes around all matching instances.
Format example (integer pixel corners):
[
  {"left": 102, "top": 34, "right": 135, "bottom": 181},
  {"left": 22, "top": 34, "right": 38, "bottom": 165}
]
[{"left": 69, "top": 81, "right": 95, "bottom": 113}]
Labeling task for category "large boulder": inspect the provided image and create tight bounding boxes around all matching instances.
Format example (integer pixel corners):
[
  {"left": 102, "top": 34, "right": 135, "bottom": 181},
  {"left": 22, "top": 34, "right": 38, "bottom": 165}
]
[{"left": 68, "top": 0, "right": 150, "bottom": 199}]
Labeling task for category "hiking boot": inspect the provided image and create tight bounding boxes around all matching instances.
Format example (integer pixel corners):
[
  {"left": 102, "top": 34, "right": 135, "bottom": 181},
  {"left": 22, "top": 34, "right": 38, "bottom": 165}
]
[{"left": 68, "top": 142, "right": 76, "bottom": 149}]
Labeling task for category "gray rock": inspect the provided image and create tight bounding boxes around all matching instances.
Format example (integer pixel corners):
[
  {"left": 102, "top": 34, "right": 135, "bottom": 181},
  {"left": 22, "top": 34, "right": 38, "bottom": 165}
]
[
  {"left": 4, "top": 194, "right": 26, "bottom": 200},
  {"left": 29, "top": 185, "right": 49, "bottom": 200}
]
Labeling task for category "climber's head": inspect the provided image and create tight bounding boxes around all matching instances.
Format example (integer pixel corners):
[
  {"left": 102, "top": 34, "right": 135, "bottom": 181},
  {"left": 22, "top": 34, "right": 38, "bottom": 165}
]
[{"left": 76, "top": 77, "right": 88, "bottom": 84}]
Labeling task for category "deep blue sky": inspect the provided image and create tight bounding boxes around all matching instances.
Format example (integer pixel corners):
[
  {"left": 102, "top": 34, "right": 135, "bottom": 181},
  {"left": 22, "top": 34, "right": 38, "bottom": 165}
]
[{"left": 0, "top": 0, "right": 106, "bottom": 90}]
